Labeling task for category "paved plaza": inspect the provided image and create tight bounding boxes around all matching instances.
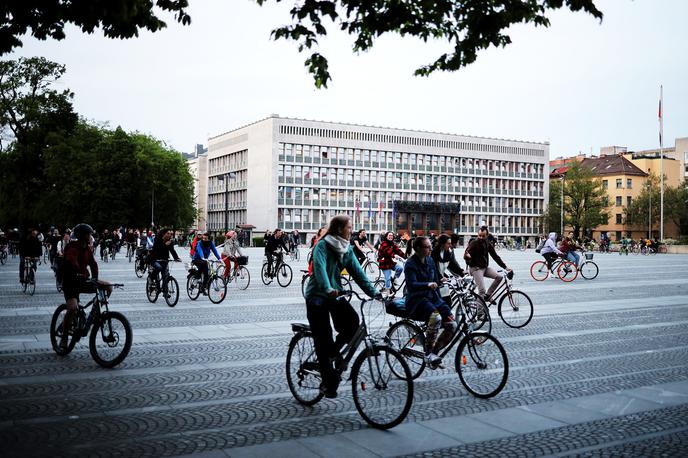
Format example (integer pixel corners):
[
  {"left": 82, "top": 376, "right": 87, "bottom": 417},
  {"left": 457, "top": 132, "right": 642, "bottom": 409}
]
[{"left": 1, "top": 248, "right": 688, "bottom": 457}]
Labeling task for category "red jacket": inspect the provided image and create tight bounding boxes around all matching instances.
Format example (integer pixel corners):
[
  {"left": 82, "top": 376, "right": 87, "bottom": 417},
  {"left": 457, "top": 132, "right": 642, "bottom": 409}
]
[
  {"left": 64, "top": 241, "right": 98, "bottom": 279},
  {"left": 377, "top": 240, "right": 405, "bottom": 270}
]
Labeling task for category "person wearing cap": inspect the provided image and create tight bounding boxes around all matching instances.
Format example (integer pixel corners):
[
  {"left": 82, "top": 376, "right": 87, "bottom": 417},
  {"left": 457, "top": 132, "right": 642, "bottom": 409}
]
[{"left": 221, "top": 230, "right": 244, "bottom": 279}]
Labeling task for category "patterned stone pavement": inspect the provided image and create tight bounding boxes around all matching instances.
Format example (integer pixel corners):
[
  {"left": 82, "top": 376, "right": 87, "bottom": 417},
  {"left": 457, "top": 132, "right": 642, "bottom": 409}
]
[{"left": 0, "top": 247, "right": 687, "bottom": 457}]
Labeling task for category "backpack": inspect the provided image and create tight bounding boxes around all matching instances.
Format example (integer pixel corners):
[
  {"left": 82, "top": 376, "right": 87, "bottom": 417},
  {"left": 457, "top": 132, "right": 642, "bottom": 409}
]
[{"left": 535, "top": 239, "right": 546, "bottom": 254}]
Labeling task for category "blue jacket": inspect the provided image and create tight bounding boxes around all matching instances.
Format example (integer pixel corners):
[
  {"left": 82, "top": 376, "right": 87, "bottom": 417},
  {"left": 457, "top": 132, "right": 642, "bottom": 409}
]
[
  {"left": 192, "top": 240, "right": 221, "bottom": 260},
  {"left": 404, "top": 254, "right": 442, "bottom": 308}
]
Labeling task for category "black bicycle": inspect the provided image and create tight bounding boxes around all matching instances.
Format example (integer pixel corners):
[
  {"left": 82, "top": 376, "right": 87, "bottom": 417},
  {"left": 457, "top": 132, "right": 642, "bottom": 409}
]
[
  {"left": 186, "top": 259, "right": 227, "bottom": 304},
  {"left": 482, "top": 270, "right": 534, "bottom": 329},
  {"left": 126, "top": 242, "right": 136, "bottom": 263},
  {"left": 146, "top": 260, "right": 180, "bottom": 307},
  {"left": 21, "top": 257, "right": 39, "bottom": 296},
  {"left": 262, "top": 251, "right": 293, "bottom": 287},
  {"left": 385, "top": 291, "right": 508, "bottom": 397},
  {"left": 134, "top": 248, "right": 148, "bottom": 278},
  {"left": 0, "top": 244, "right": 7, "bottom": 265},
  {"left": 301, "top": 269, "right": 352, "bottom": 298},
  {"left": 49, "top": 280, "right": 132, "bottom": 368},
  {"left": 286, "top": 290, "right": 413, "bottom": 429}
]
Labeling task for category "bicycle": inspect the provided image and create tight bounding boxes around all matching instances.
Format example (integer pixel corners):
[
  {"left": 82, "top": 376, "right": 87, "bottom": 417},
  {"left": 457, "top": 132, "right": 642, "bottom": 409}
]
[
  {"left": 186, "top": 259, "right": 227, "bottom": 304},
  {"left": 482, "top": 270, "right": 533, "bottom": 328},
  {"left": 0, "top": 244, "right": 7, "bottom": 265},
  {"left": 301, "top": 270, "right": 352, "bottom": 298},
  {"left": 577, "top": 251, "right": 599, "bottom": 280},
  {"left": 262, "top": 251, "right": 293, "bottom": 287},
  {"left": 110, "top": 243, "right": 117, "bottom": 261},
  {"left": 384, "top": 289, "right": 508, "bottom": 396},
  {"left": 134, "top": 248, "right": 148, "bottom": 278},
  {"left": 20, "top": 257, "right": 39, "bottom": 295},
  {"left": 101, "top": 244, "right": 109, "bottom": 263},
  {"left": 288, "top": 246, "right": 300, "bottom": 262},
  {"left": 286, "top": 290, "right": 413, "bottom": 429},
  {"left": 359, "top": 250, "right": 381, "bottom": 281},
  {"left": 530, "top": 256, "right": 578, "bottom": 282},
  {"left": 223, "top": 255, "right": 250, "bottom": 290},
  {"left": 126, "top": 242, "right": 136, "bottom": 262},
  {"left": 146, "top": 260, "right": 180, "bottom": 307},
  {"left": 49, "top": 280, "right": 132, "bottom": 368}
]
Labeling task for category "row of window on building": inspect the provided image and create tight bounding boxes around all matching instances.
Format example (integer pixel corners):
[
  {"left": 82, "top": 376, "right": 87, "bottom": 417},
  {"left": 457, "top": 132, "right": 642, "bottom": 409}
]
[
  {"left": 279, "top": 144, "right": 546, "bottom": 173},
  {"left": 601, "top": 178, "right": 634, "bottom": 190}
]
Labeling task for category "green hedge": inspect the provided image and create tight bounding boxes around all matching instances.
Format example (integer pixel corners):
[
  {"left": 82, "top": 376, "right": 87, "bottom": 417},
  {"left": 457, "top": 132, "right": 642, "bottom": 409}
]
[{"left": 252, "top": 237, "right": 264, "bottom": 247}]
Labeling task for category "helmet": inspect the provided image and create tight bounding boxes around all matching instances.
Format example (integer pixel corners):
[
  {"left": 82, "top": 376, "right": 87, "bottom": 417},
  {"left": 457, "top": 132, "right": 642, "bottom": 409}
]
[{"left": 72, "top": 223, "right": 94, "bottom": 241}]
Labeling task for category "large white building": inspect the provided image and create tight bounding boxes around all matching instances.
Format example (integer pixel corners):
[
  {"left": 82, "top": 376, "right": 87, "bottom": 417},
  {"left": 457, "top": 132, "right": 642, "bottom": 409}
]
[{"left": 206, "top": 115, "right": 549, "bottom": 243}]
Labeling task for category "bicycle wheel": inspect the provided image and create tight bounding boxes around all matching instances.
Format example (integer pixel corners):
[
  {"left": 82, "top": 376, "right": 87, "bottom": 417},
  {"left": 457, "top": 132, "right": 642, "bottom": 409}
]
[
  {"left": 557, "top": 260, "right": 578, "bottom": 282},
  {"left": 277, "top": 263, "right": 293, "bottom": 287},
  {"left": 462, "top": 293, "right": 491, "bottom": 334},
  {"left": 529, "top": 261, "right": 549, "bottom": 281},
  {"left": 146, "top": 276, "right": 159, "bottom": 303},
  {"left": 208, "top": 275, "right": 227, "bottom": 303},
  {"left": 164, "top": 276, "right": 179, "bottom": 307},
  {"left": 55, "top": 276, "right": 62, "bottom": 293},
  {"left": 261, "top": 263, "right": 273, "bottom": 285},
  {"left": 579, "top": 261, "right": 599, "bottom": 280},
  {"left": 234, "top": 266, "right": 250, "bottom": 290},
  {"left": 186, "top": 275, "right": 201, "bottom": 300},
  {"left": 455, "top": 333, "right": 508, "bottom": 398},
  {"left": 50, "top": 304, "right": 80, "bottom": 356},
  {"left": 285, "top": 332, "right": 324, "bottom": 406},
  {"left": 134, "top": 259, "right": 145, "bottom": 278},
  {"left": 89, "top": 311, "right": 133, "bottom": 368},
  {"left": 27, "top": 270, "right": 36, "bottom": 296},
  {"left": 365, "top": 261, "right": 381, "bottom": 281},
  {"left": 301, "top": 274, "right": 311, "bottom": 298},
  {"left": 386, "top": 321, "right": 426, "bottom": 380},
  {"left": 351, "top": 345, "right": 413, "bottom": 429},
  {"left": 498, "top": 290, "right": 533, "bottom": 328}
]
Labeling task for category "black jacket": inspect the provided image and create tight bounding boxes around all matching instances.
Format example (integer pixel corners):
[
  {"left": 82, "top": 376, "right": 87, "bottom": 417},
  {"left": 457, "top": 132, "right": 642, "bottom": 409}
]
[
  {"left": 150, "top": 237, "right": 180, "bottom": 262},
  {"left": 464, "top": 238, "right": 506, "bottom": 270},
  {"left": 19, "top": 236, "right": 42, "bottom": 258},
  {"left": 432, "top": 248, "right": 465, "bottom": 277}
]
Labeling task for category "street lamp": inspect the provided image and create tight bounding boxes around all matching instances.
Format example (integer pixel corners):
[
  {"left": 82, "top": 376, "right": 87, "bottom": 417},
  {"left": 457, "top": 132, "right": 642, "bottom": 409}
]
[{"left": 560, "top": 175, "right": 564, "bottom": 236}]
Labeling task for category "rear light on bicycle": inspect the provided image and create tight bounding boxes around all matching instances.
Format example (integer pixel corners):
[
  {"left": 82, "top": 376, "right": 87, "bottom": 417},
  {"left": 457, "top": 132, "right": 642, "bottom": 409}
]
[
  {"left": 462, "top": 355, "right": 467, "bottom": 365},
  {"left": 360, "top": 382, "right": 366, "bottom": 391},
  {"left": 410, "top": 338, "right": 416, "bottom": 345}
]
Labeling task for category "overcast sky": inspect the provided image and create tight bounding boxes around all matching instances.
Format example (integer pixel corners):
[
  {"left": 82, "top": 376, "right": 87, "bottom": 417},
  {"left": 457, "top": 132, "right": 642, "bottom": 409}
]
[{"left": 9, "top": 0, "right": 688, "bottom": 158}]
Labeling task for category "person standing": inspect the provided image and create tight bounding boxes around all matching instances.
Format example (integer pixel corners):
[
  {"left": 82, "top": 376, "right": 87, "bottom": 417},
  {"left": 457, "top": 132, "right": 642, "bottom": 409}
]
[{"left": 464, "top": 226, "right": 511, "bottom": 304}]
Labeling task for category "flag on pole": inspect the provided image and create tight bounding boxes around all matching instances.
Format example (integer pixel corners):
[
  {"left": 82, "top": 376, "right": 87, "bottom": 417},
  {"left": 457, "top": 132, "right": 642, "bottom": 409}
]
[
  {"left": 368, "top": 198, "right": 372, "bottom": 219},
  {"left": 355, "top": 199, "right": 360, "bottom": 216},
  {"left": 658, "top": 91, "right": 663, "bottom": 145},
  {"left": 378, "top": 200, "right": 383, "bottom": 217}
]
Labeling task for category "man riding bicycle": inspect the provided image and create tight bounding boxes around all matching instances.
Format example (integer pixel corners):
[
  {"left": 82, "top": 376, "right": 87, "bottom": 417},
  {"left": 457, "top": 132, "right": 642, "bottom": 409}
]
[
  {"left": 59, "top": 224, "right": 112, "bottom": 353},
  {"left": 19, "top": 229, "right": 42, "bottom": 284},
  {"left": 191, "top": 232, "right": 222, "bottom": 294},
  {"left": 464, "top": 226, "right": 512, "bottom": 305},
  {"left": 264, "top": 228, "right": 288, "bottom": 277},
  {"left": 351, "top": 229, "right": 375, "bottom": 265},
  {"left": 150, "top": 228, "right": 181, "bottom": 294},
  {"left": 305, "top": 214, "right": 381, "bottom": 398}
]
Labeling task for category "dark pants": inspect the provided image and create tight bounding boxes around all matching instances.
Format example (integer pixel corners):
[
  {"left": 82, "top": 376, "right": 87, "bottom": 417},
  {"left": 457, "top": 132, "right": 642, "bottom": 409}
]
[
  {"left": 266, "top": 251, "right": 282, "bottom": 275},
  {"left": 306, "top": 295, "right": 360, "bottom": 388},
  {"left": 543, "top": 252, "right": 558, "bottom": 269},
  {"left": 192, "top": 259, "right": 209, "bottom": 288}
]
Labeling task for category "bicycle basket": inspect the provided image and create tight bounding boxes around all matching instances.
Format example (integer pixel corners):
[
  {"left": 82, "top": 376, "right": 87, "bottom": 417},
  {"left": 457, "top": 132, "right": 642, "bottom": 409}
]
[
  {"left": 585, "top": 253, "right": 594, "bottom": 260},
  {"left": 384, "top": 297, "right": 408, "bottom": 318},
  {"left": 237, "top": 256, "right": 248, "bottom": 266}
]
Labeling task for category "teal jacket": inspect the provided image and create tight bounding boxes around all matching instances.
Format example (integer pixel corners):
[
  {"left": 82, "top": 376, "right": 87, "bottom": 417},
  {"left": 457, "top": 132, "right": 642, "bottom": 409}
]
[{"left": 305, "top": 239, "right": 378, "bottom": 300}]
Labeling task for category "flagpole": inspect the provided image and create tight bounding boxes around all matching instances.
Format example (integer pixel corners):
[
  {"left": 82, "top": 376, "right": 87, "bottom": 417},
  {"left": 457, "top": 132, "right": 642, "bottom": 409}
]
[{"left": 659, "top": 85, "right": 664, "bottom": 242}]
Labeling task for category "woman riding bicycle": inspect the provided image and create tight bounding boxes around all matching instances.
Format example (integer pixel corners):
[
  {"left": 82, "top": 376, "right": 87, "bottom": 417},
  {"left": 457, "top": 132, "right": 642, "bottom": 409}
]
[
  {"left": 541, "top": 232, "right": 564, "bottom": 269},
  {"left": 305, "top": 214, "right": 380, "bottom": 399},
  {"left": 221, "top": 230, "right": 244, "bottom": 279},
  {"left": 377, "top": 231, "right": 406, "bottom": 292},
  {"left": 405, "top": 236, "right": 457, "bottom": 368}
]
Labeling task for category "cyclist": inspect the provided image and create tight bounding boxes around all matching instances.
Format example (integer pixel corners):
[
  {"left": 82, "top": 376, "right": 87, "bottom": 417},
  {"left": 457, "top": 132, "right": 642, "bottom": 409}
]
[
  {"left": 192, "top": 231, "right": 222, "bottom": 294},
  {"left": 464, "top": 226, "right": 511, "bottom": 304},
  {"left": 405, "top": 236, "right": 457, "bottom": 367},
  {"left": 351, "top": 229, "right": 375, "bottom": 265},
  {"left": 540, "top": 232, "right": 564, "bottom": 269},
  {"left": 289, "top": 230, "right": 300, "bottom": 253},
  {"left": 150, "top": 228, "right": 181, "bottom": 295},
  {"left": 47, "top": 228, "right": 61, "bottom": 265},
  {"left": 264, "top": 228, "right": 288, "bottom": 277},
  {"left": 59, "top": 224, "right": 112, "bottom": 353},
  {"left": 432, "top": 233, "right": 465, "bottom": 305},
  {"left": 561, "top": 232, "right": 582, "bottom": 266},
  {"left": 19, "top": 229, "right": 42, "bottom": 284},
  {"left": 0, "top": 230, "right": 7, "bottom": 255},
  {"left": 99, "top": 229, "right": 112, "bottom": 261},
  {"left": 221, "top": 230, "right": 244, "bottom": 279},
  {"left": 377, "top": 231, "right": 406, "bottom": 292},
  {"left": 305, "top": 214, "right": 380, "bottom": 398}
]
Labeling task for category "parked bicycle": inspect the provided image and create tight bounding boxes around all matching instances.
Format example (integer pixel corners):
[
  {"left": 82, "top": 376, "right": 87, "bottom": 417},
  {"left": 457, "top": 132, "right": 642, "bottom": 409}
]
[
  {"left": 146, "top": 260, "right": 180, "bottom": 307},
  {"left": 186, "top": 259, "right": 227, "bottom": 304},
  {"left": 261, "top": 250, "right": 293, "bottom": 287},
  {"left": 482, "top": 270, "right": 534, "bottom": 328},
  {"left": 223, "top": 255, "right": 250, "bottom": 290},
  {"left": 286, "top": 290, "right": 413, "bottom": 429},
  {"left": 49, "top": 280, "right": 132, "bottom": 368},
  {"left": 384, "top": 289, "right": 508, "bottom": 397},
  {"left": 20, "top": 257, "right": 39, "bottom": 295}
]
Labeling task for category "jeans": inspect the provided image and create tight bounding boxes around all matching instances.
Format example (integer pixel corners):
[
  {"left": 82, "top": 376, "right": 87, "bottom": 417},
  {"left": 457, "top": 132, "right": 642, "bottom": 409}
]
[
  {"left": 565, "top": 251, "right": 580, "bottom": 266},
  {"left": 151, "top": 260, "right": 169, "bottom": 283},
  {"left": 382, "top": 264, "right": 403, "bottom": 288}
]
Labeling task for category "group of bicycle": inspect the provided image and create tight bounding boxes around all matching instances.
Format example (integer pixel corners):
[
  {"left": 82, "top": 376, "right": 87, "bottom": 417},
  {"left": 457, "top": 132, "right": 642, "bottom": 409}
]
[
  {"left": 530, "top": 232, "right": 600, "bottom": 282},
  {"left": 287, "top": 217, "right": 534, "bottom": 429}
]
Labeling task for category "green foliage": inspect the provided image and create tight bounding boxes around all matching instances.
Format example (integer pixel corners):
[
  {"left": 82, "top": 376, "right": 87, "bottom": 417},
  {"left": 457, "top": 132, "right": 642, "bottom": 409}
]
[
  {"left": 0, "top": 56, "right": 195, "bottom": 230},
  {"left": 625, "top": 175, "right": 688, "bottom": 236},
  {"left": 252, "top": 236, "right": 265, "bottom": 248},
  {"left": 0, "top": 1, "right": 191, "bottom": 55},
  {"left": 542, "top": 179, "right": 562, "bottom": 233},
  {"left": 562, "top": 162, "right": 608, "bottom": 237},
  {"left": 257, "top": 0, "right": 603, "bottom": 87}
]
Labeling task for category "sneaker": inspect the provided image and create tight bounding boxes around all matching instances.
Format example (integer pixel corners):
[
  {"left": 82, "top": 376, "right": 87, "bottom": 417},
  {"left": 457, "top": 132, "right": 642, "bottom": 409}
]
[
  {"left": 425, "top": 353, "right": 443, "bottom": 368},
  {"left": 319, "top": 380, "right": 339, "bottom": 399},
  {"left": 482, "top": 294, "right": 496, "bottom": 306}
]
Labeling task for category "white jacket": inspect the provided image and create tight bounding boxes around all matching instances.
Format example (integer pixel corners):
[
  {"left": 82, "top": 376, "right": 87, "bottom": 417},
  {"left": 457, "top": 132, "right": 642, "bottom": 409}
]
[{"left": 541, "top": 233, "right": 562, "bottom": 255}]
